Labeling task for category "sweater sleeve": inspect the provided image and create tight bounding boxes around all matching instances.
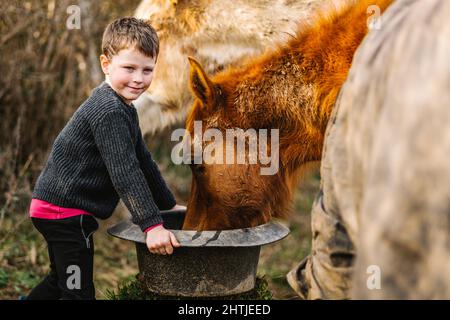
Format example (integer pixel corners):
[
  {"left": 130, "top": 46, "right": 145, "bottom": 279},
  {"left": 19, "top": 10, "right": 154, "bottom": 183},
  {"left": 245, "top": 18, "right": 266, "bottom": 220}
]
[
  {"left": 92, "top": 110, "right": 163, "bottom": 231},
  {"left": 135, "top": 125, "right": 176, "bottom": 210}
]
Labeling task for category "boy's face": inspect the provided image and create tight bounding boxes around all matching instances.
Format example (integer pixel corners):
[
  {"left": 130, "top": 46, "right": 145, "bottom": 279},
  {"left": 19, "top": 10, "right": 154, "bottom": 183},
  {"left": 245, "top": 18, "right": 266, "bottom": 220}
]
[{"left": 100, "top": 48, "right": 156, "bottom": 105}]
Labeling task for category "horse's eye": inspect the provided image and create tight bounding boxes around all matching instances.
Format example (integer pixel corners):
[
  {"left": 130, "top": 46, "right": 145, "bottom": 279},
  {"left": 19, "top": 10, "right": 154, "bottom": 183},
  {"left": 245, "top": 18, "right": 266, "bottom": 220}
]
[{"left": 190, "top": 163, "right": 206, "bottom": 174}]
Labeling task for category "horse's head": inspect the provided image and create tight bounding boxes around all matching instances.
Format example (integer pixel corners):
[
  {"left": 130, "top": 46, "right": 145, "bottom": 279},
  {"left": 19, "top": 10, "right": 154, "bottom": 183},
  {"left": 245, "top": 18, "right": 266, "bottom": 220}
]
[
  {"left": 182, "top": 58, "right": 294, "bottom": 231},
  {"left": 177, "top": 0, "right": 395, "bottom": 231}
]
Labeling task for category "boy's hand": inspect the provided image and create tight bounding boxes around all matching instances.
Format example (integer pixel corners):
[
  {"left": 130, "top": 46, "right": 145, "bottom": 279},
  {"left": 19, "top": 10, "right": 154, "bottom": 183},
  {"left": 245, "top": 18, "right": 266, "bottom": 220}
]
[{"left": 146, "top": 225, "right": 181, "bottom": 255}]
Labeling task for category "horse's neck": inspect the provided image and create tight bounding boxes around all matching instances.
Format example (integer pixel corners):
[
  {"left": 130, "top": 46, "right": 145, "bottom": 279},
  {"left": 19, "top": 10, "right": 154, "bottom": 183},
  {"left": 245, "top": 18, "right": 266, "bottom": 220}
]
[
  {"left": 224, "top": 0, "right": 392, "bottom": 164},
  {"left": 269, "top": 1, "right": 389, "bottom": 165}
]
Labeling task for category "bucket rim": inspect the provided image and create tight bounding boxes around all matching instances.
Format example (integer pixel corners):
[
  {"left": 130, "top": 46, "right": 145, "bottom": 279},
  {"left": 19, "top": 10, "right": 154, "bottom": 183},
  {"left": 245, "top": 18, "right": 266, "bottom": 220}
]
[{"left": 107, "top": 210, "right": 290, "bottom": 247}]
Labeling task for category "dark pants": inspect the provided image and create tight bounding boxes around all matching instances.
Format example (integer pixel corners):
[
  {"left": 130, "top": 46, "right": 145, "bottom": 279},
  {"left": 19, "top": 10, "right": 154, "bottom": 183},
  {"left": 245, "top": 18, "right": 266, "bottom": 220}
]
[{"left": 27, "top": 215, "right": 99, "bottom": 300}]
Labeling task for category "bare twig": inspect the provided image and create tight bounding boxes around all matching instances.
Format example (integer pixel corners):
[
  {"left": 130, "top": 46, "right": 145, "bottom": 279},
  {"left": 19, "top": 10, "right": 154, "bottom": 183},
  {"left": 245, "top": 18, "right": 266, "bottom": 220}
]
[{"left": 0, "top": 12, "right": 40, "bottom": 46}]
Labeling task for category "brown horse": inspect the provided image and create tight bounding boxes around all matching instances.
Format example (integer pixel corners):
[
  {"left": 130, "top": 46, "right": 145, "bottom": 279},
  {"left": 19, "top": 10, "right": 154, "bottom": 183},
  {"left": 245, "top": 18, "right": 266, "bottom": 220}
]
[{"left": 182, "top": 0, "right": 393, "bottom": 230}]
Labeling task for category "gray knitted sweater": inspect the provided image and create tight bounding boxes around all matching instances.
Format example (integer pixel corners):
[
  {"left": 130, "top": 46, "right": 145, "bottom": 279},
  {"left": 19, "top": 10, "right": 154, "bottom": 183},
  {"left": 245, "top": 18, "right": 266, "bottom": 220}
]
[{"left": 32, "top": 82, "right": 176, "bottom": 231}]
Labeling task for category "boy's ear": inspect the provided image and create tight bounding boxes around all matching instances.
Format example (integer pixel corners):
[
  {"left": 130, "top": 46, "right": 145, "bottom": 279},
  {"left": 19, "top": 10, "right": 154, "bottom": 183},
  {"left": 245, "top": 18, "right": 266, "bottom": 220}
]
[
  {"left": 188, "top": 56, "right": 215, "bottom": 105},
  {"left": 99, "top": 54, "right": 110, "bottom": 75}
]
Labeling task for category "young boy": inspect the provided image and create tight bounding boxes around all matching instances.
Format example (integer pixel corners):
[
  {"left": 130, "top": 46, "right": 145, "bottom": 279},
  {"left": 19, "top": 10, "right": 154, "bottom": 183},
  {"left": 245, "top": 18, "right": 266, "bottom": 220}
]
[{"left": 27, "top": 17, "right": 184, "bottom": 300}]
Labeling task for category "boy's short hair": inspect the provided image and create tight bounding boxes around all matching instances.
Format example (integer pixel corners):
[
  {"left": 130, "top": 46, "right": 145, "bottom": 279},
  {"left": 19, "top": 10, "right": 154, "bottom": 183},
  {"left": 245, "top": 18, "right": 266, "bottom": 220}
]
[{"left": 102, "top": 17, "right": 159, "bottom": 60}]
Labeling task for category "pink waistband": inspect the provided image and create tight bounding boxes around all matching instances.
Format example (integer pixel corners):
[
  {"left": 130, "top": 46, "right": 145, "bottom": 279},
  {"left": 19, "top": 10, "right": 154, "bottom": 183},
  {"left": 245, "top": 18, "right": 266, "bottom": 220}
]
[{"left": 29, "top": 198, "right": 93, "bottom": 219}]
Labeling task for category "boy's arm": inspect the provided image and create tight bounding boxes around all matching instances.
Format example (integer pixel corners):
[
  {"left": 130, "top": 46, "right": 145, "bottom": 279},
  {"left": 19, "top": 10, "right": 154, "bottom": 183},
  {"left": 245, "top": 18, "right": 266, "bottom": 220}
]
[
  {"left": 135, "top": 125, "right": 176, "bottom": 210},
  {"left": 92, "top": 110, "right": 163, "bottom": 231}
]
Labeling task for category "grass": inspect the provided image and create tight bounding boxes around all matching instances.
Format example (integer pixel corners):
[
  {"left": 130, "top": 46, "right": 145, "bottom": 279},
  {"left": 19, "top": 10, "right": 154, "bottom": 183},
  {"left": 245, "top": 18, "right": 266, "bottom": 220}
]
[
  {"left": 106, "top": 274, "right": 273, "bottom": 300},
  {"left": 0, "top": 201, "right": 140, "bottom": 299},
  {"left": 257, "top": 168, "right": 318, "bottom": 299}
]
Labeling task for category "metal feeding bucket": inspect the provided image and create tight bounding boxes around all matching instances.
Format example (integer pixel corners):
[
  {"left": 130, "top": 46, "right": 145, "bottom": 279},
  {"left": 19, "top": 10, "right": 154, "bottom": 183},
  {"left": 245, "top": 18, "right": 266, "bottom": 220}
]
[{"left": 107, "top": 209, "right": 289, "bottom": 297}]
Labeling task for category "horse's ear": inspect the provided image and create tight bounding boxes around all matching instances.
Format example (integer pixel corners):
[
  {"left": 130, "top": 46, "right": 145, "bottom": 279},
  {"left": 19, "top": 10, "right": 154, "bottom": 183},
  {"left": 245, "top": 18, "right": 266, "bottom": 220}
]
[{"left": 188, "top": 56, "right": 215, "bottom": 105}]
